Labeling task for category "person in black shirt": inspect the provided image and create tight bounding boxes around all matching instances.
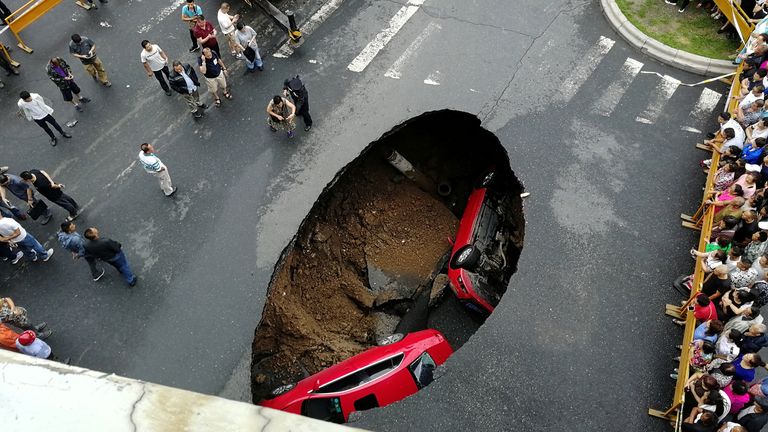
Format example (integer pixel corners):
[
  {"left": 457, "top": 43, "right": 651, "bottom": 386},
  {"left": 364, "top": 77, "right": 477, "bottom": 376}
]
[
  {"left": 83, "top": 227, "right": 136, "bottom": 287},
  {"left": 733, "top": 211, "right": 760, "bottom": 246},
  {"left": 738, "top": 397, "right": 768, "bottom": 432},
  {"left": 682, "top": 410, "right": 717, "bottom": 432},
  {"left": 19, "top": 170, "right": 79, "bottom": 221},
  {"left": 702, "top": 264, "right": 731, "bottom": 301},
  {"left": 197, "top": 47, "right": 231, "bottom": 107}
]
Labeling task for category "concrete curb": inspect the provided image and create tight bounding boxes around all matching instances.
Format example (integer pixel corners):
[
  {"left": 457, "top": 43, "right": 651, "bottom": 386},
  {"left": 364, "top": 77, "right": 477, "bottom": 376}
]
[{"left": 600, "top": 0, "right": 735, "bottom": 76}]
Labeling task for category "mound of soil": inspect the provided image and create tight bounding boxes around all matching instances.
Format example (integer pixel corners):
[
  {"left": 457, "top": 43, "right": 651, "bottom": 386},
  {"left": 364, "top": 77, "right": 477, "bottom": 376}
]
[{"left": 251, "top": 155, "right": 458, "bottom": 401}]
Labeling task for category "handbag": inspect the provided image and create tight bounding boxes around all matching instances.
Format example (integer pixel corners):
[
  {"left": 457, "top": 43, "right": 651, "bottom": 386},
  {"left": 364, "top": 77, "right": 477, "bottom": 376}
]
[
  {"left": 27, "top": 199, "right": 48, "bottom": 220},
  {"left": 244, "top": 46, "right": 256, "bottom": 62}
]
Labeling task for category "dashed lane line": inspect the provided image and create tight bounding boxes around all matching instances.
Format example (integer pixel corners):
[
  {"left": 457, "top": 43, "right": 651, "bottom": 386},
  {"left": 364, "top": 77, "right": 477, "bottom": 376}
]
[
  {"left": 384, "top": 21, "right": 441, "bottom": 79},
  {"left": 592, "top": 57, "right": 643, "bottom": 117},
  {"left": 347, "top": 0, "right": 426, "bottom": 73},
  {"left": 560, "top": 36, "right": 615, "bottom": 104},
  {"left": 635, "top": 74, "right": 681, "bottom": 124}
]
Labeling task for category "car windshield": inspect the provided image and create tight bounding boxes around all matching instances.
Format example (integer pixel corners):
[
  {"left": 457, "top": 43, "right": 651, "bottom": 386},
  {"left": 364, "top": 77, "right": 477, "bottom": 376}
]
[
  {"left": 408, "top": 352, "right": 436, "bottom": 388},
  {"left": 315, "top": 354, "right": 404, "bottom": 394}
]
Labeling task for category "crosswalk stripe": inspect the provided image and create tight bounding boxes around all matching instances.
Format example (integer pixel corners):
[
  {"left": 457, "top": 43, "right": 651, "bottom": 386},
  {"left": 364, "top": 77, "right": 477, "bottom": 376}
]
[
  {"left": 347, "top": 0, "right": 425, "bottom": 73},
  {"left": 592, "top": 57, "right": 643, "bottom": 117},
  {"left": 273, "top": 0, "right": 346, "bottom": 58},
  {"left": 560, "top": 36, "right": 615, "bottom": 103},
  {"left": 635, "top": 75, "right": 681, "bottom": 124},
  {"left": 384, "top": 21, "right": 441, "bottom": 79},
  {"left": 691, "top": 88, "right": 723, "bottom": 121}
]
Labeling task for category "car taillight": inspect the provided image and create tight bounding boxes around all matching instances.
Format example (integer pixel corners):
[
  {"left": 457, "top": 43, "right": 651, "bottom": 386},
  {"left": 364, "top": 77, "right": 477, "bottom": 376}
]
[{"left": 456, "top": 275, "right": 468, "bottom": 293}]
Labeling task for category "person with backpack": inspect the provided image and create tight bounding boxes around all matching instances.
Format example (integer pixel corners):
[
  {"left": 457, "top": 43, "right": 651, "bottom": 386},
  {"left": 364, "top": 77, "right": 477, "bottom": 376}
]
[{"left": 283, "top": 75, "right": 313, "bottom": 131}]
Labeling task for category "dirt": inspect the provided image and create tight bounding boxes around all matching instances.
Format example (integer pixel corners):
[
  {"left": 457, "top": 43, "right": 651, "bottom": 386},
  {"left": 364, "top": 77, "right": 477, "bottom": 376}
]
[
  {"left": 250, "top": 110, "right": 525, "bottom": 406},
  {"left": 251, "top": 155, "right": 458, "bottom": 401}
]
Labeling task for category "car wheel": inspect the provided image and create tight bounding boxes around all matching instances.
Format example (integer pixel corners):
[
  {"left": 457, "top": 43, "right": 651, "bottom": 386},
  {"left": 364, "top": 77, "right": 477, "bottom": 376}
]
[
  {"left": 450, "top": 245, "right": 480, "bottom": 270},
  {"left": 269, "top": 383, "right": 295, "bottom": 397},
  {"left": 377, "top": 333, "right": 404, "bottom": 346}
]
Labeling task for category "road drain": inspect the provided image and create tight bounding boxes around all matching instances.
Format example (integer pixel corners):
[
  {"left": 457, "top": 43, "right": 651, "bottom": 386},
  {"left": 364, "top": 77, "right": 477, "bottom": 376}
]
[{"left": 251, "top": 110, "right": 525, "bottom": 412}]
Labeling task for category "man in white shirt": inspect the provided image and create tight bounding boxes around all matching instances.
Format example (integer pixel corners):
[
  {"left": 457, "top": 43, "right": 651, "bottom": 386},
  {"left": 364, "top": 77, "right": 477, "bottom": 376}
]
[
  {"left": 140, "top": 40, "right": 171, "bottom": 96},
  {"left": 0, "top": 214, "right": 53, "bottom": 262},
  {"left": 217, "top": 2, "right": 240, "bottom": 57},
  {"left": 138, "top": 143, "right": 177, "bottom": 197},
  {"left": 17, "top": 91, "right": 71, "bottom": 146}
]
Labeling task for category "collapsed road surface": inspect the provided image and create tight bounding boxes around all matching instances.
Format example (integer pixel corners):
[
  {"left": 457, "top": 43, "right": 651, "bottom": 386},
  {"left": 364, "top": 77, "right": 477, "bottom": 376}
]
[{"left": 251, "top": 111, "right": 524, "bottom": 409}]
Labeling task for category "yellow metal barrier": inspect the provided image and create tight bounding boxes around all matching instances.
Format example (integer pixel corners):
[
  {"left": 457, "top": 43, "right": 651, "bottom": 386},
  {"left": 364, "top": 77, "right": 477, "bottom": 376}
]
[
  {"left": 649, "top": 53, "right": 745, "bottom": 431},
  {"left": 714, "top": 0, "right": 754, "bottom": 43},
  {"left": 4, "top": 0, "right": 62, "bottom": 53}
]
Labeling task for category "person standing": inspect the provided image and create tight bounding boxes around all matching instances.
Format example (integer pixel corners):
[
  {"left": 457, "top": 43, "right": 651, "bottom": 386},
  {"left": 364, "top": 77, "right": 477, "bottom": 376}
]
[
  {"left": 69, "top": 34, "right": 111, "bottom": 87},
  {"left": 83, "top": 227, "right": 137, "bottom": 287},
  {"left": 0, "top": 45, "right": 18, "bottom": 77},
  {"left": 138, "top": 143, "right": 177, "bottom": 197},
  {"left": 266, "top": 95, "right": 296, "bottom": 139},
  {"left": 1, "top": 297, "right": 49, "bottom": 335},
  {"left": 19, "top": 170, "right": 80, "bottom": 221},
  {"left": 235, "top": 22, "right": 263, "bottom": 72},
  {"left": 0, "top": 174, "right": 51, "bottom": 225},
  {"left": 181, "top": 0, "right": 204, "bottom": 52},
  {"left": 46, "top": 57, "right": 91, "bottom": 112},
  {"left": 192, "top": 16, "right": 220, "bottom": 57},
  {"left": 169, "top": 60, "right": 207, "bottom": 118},
  {"left": 82, "top": 0, "right": 108, "bottom": 10},
  {"left": 0, "top": 1, "right": 11, "bottom": 23},
  {"left": 198, "top": 47, "right": 231, "bottom": 107},
  {"left": 58, "top": 221, "right": 104, "bottom": 281},
  {"left": 17, "top": 91, "right": 71, "bottom": 146},
  {"left": 0, "top": 214, "right": 53, "bottom": 262},
  {"left": 140, "top": 40, "right": 172, "bottom": 96},
  {"left": 217, "top": 2, "right": 240, "bottom": 57},
  {"left": 283, "top": 75, "right": 313, "bottom": 131}
]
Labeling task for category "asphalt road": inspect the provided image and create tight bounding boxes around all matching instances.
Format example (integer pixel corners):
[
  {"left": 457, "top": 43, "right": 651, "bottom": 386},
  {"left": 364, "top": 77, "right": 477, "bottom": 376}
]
[{"left": 0, "top": 0, "right": 729, "bottom": 430}]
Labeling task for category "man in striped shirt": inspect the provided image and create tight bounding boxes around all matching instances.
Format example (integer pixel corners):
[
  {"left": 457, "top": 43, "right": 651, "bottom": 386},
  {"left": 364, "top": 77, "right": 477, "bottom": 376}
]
[{"left": 138, "top": 143, "right": 177, "bottom": 197}]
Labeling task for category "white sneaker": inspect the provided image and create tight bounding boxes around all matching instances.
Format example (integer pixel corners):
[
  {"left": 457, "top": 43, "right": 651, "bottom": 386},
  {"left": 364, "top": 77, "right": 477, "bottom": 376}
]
[
  {"left": 11, "top": 251, "right": 23, "bottom": 265},
  {"left": 93, "top": 268, "right": 105, "bottom": 282},
  {"left": 42, "top": 248, "right": 54, "bottom": 262}
]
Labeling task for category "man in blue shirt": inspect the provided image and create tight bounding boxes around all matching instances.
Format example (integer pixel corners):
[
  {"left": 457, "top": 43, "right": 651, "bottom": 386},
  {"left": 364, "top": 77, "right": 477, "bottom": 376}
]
[
  {"left": 181, "top": 0, "right": 204, "bottom": 52},
  {"left": 0, "top": 174, "right": 51, "bottom": 225}
]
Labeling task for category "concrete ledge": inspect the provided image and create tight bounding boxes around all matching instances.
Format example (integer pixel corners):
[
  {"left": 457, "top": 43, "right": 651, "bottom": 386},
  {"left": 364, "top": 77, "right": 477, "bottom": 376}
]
[
  {"left": 600, "top": 0, "right": 735, "bottom": 76},
  {"left": 0, "top": 350, "right": 366, "bottom": 431}
]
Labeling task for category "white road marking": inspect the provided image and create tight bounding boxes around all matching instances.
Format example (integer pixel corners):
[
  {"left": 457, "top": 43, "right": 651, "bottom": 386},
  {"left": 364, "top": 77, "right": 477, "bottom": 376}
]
[
  {"left": 273, "top": 0, "right": 346, "bottom": 58},
  {"left": 681, "top": 126, "right": 703, "bottom": 133},
  {"left": 347, "top": 0, "right": 426, "bottom": 73},
  {"left": 635, "top": 75, "right": 681, "bottom": 124},
  {"left": 384, "top": 21, "right": 441, "bottom": 79},
  {"left": 423, "top": 71, "right": 440, "bottom": 85},
  {"left": 592, "top": 57, "right": 643, "bottom": 117},
  {"left": 137, "top": 0, "right": 185, "bottom": 33},
  {"left": 560, "top": 36, "right": 615, "bottom": 103},
  {"left": 691, "top": 88, "right": 723, "bottom": 121}
]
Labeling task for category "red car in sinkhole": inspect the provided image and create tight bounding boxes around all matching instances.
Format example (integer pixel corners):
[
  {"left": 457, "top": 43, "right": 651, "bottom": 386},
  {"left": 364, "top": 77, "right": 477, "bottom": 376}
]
[
  {"left": 447, "top": 170, "right": 517, "bottom": 314},
  {"left": 257, "top": 329, "right": 453, "bottom": 423}
]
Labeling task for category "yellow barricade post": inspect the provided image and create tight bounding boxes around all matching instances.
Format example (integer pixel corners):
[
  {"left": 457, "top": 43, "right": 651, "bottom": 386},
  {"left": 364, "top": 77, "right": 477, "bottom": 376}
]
[{"left": 4, "top": 0, "right": 63, "bottom": 53}]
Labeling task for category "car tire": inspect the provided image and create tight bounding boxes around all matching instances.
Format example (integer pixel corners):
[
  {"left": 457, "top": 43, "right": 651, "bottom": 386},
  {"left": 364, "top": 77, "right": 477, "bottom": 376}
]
[
  {"left": 377, "top": 333, "right": 404, "bottom": 346},
  {"left": 450, "top": 245, "right": 480, "bottom": 270},
  {"left": 269, "top": 383, "right": 295, "bottom": 398}
]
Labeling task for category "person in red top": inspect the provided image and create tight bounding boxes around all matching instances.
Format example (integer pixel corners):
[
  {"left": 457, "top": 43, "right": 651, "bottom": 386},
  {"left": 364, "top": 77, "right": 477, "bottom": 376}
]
[
  {"left": 674, "top": 294, "right": 718, "bottom": 325},
  {"left": 192, "top": 16, "right": 220, "bottom": 57}
]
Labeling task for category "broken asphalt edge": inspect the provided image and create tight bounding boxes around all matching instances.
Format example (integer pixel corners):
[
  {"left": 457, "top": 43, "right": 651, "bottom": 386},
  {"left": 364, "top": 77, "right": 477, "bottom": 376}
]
[{"left": 600, "top": 0, "right": 735, "bottom": 76}]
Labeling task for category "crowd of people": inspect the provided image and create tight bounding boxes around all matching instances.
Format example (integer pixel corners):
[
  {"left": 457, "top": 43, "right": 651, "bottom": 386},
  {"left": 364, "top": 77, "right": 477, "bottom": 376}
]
[
  {"left": 0, "top": 0, "right": 315, "bottom": 364},
  {"left": 664, "top": 27, "right": 768, "bottom": 431}
]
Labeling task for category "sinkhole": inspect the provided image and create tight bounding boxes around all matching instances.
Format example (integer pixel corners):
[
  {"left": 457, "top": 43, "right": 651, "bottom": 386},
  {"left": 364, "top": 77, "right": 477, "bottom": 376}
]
[{"left": 251, "top": 110, "right": 525, "bottom": 422}]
